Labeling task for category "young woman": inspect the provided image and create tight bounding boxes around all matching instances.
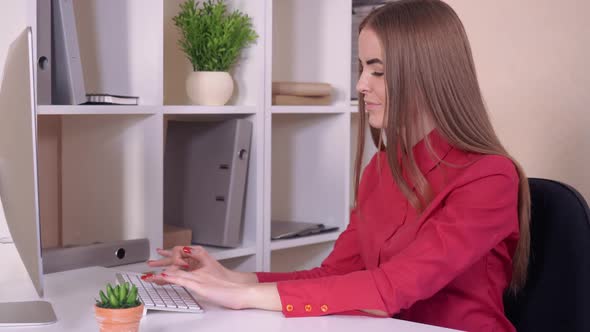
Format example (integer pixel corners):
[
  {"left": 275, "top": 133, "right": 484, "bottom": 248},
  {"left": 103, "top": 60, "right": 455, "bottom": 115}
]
[{"left": 147, "top": 1, "right": 530, "bottom": 330}]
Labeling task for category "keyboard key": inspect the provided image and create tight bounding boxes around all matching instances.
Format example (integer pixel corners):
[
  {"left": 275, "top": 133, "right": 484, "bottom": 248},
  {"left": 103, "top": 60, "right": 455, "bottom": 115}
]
[
  {"left": 115, "top": 272, "right": 203, "bottom": 313},
  {"left": 163, "top": 285, "right": 188, "bottom": 309}
]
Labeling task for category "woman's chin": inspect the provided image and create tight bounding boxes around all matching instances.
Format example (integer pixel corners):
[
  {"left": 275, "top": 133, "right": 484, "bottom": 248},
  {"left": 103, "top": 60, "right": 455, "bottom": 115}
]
[{"left": 368, "top": 115, "right": 384, "bottom": 129}]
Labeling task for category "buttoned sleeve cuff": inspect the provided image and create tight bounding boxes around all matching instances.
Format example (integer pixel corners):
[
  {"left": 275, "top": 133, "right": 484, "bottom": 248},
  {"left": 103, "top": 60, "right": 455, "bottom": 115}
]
[{"left": 276, "top": 271, "right": 389, "bottom": 317}]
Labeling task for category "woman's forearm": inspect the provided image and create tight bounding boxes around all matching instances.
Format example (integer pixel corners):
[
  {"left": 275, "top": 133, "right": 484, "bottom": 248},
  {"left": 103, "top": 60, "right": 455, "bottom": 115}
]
[
  {"left": 243, "top": 282, "right": 282, "bottom": 311},
  {"left": 230, "top": 271, "right": 259, "bottom": 284}
]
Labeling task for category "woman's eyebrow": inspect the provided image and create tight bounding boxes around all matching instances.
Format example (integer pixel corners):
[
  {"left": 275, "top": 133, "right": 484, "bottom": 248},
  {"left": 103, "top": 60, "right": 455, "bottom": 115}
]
[
  {"left": 366, "top": 58, "right": 383, "bottom": 65},
  {"left": 358, "top": 58, "right": 384, "bottom": 67}
]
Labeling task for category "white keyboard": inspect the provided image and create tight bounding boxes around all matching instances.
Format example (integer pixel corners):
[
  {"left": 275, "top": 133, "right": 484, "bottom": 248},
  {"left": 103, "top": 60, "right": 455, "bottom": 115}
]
[{"left": 116, "top": 272, "right": 204, "bottom": 313}]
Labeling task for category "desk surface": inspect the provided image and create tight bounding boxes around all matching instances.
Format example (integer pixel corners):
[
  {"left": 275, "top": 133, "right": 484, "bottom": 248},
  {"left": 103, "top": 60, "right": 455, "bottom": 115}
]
[{"left": 0, "top": 257, "right": 458, "bottom": 332}]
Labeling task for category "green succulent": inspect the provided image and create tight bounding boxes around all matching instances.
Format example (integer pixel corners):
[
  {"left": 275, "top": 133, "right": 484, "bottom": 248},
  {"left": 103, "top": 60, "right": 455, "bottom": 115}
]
[
  {"left": 173, "top": 0, "right": 258, "bottom": 72},
  {"left": 95, "top": 282, "right": 141, "bottom": 309}
]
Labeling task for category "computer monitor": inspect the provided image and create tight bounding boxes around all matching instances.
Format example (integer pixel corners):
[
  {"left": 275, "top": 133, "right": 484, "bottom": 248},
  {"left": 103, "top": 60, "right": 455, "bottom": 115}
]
[{"left": 0, "top": 27, "right": 57, "bottom": 326}]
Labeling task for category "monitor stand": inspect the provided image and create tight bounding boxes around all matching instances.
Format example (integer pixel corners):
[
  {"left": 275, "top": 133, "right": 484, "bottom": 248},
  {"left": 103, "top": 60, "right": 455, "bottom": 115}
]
[{"left": 0, "top": 301, "right": 57, "bottom": 326}]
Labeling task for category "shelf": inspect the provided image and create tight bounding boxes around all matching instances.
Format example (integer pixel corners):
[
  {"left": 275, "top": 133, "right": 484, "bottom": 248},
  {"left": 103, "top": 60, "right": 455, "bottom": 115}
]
[
  {"left": 271, "top": 114, "right": 349, "bottom": 236},
  {"left": 164, "top": 0, "right": 264, "bottom": 106},
  {"left": 37, "top": 105, "right": 159, "bottom": 115},
  {"left": 20, "top": 0, "right": 360, "bottom": 273},
  {"left": 270, "top": 105, "right": 351, "bottom": 114},
  {"left": 110, "top": 244, "right": 257, "bottom": 272},
  {"left": 270, "top": 231, "right": 342, "bottom": 251},
  {"left": 271, "top": 0, "right": 352, "bottom": 105},
  {"left": 162, "top": 105, "right": 257, "bottom": 115},
  {"left": 36, "top": 105, "right": 259, "bottom": 116},
  {"left": 58, "top": 115, "right": 163, "bottom": 249},
  {"left": 73, "top": 0, "right": 163, "bottom": 105},
  {"left": 204, "top": 245, "right": 258, "bottom": 261}
]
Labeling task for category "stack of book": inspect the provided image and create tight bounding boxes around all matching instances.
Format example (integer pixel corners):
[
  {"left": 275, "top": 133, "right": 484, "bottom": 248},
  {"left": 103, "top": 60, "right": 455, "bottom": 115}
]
[
  {"left": 271, "top": 82, "right": 332, "bottom": 106},
  {"left": 85, "top": 93, "right": 139, "bottom": 105}
]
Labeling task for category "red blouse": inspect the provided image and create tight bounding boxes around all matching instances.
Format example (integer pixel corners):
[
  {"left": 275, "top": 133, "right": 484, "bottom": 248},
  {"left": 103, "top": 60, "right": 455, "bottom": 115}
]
[{"left": 257, "top": 129, "right": 519, "bottom": 332}]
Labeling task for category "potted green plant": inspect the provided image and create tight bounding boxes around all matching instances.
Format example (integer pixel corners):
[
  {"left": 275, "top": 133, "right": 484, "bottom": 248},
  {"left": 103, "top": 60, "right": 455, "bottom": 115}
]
[
  {"left": 173, "top": 0, "right": 258, "bottom": 105},
  {"left": 94, "top": 282, "right": 144, "bottom": 332}
]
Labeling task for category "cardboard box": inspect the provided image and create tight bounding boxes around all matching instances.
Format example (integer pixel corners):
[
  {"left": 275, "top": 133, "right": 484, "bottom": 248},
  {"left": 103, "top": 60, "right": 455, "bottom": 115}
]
[{"left": 163, "top": 224, "right": 192, "bottom": 249}]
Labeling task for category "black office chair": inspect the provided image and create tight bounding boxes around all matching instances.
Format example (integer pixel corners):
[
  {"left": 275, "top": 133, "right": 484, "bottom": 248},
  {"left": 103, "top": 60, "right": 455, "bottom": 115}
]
[{"left": 504, "top": 178, "right": 590, "bottom": 332}]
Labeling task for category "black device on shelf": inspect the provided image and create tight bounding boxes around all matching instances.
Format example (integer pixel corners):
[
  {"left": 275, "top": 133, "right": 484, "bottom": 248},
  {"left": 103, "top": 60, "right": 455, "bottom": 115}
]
[{"left": 271, "top": 221, "right": 339, "bottom": 240}]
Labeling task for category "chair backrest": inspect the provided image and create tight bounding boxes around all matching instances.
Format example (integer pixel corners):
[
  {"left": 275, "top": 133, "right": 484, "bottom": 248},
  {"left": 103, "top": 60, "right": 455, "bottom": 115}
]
[{"left": 504, "top": 178, "right": 590, "bottom": 332}]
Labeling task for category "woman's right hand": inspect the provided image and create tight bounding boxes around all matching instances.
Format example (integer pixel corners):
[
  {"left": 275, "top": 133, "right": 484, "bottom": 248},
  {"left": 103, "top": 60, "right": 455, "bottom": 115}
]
[{"left": 147, "top": 246, "right": 258, "bottom": 284}]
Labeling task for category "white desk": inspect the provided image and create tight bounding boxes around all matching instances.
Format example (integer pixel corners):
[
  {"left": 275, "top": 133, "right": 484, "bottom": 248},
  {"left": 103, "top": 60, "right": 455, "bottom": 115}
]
[{"left": 0, "top": 261, "right": 458, "bottom": 332}]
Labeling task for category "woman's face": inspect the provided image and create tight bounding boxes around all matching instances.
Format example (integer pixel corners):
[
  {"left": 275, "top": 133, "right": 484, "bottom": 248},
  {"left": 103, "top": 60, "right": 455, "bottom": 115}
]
[{"left": 356, "top": 28, "right": 387, "bottom": 129}]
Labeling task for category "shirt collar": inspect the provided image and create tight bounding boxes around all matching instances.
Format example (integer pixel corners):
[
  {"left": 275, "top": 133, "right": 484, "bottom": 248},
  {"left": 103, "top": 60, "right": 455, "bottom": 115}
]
[{"left": 411, "top": 128, "right": 454, "bottom": 176}]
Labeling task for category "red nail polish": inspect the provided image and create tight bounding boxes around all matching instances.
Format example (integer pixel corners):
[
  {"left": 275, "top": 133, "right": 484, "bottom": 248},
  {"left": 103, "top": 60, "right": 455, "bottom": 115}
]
[
  {"left": 182, "top": 247, "right": 192, "bottom": 254},
  {"left": 182, "top": 265, "right": 190, "bottom": 269},
  {"left": 161, "top": 273, "right": 168, "bottom": 277}
]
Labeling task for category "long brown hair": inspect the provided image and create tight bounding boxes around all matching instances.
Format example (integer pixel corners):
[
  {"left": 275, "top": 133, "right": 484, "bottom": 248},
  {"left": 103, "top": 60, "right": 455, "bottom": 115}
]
[{"left": 354, "top": 0, "right": 530, "bottom": 293}]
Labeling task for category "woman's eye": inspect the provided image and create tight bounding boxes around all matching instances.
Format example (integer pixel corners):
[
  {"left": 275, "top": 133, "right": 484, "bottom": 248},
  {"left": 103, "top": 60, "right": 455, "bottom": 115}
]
[{"left": 372, "top": 72, "right": 384, "bottom": 77}]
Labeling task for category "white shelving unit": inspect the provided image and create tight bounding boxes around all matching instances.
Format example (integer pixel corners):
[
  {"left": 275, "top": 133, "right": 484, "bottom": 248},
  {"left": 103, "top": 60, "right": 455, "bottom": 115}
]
[
  {"left": 24, "top": 0, "right": 378, "bottom": 274},
  {"left": 270, "top": 231, "right": 343, "bottom": 252},
  {"left": 263, "top": 0, "right": 372, "bottom": 272},
  {"left": 37, "top": 105, "right": 160, "bottom": 115}
]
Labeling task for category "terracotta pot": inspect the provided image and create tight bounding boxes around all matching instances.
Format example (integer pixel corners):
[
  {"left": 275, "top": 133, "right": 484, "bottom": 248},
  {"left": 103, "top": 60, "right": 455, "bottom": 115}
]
[
  {"left": 94, "top": 304, "right": 144, "bottom": 332},
  {"left": 186, "top": 71, "right": 234, "bottom": 105}
]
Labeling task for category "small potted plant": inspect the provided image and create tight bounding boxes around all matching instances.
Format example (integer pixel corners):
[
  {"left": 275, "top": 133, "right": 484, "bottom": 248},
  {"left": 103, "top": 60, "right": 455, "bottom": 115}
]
[
  {"left": 173, "top": 0, "right": 258, "bottom": 105},
  {"left": 94, "top": 282, "right": 144, "bottom": 332}
]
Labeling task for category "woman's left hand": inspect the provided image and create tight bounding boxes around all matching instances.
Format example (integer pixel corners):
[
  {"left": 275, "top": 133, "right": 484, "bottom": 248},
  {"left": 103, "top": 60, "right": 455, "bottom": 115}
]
[
  {"left": 146, "top": 270, "right": 281, "bottom": 311},
  {"left": 148, "top": 246, "right": 258, "bottom": 285}
]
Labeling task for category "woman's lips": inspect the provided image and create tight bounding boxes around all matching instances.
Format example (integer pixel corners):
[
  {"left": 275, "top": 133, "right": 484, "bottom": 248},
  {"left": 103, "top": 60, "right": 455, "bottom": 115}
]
[{"left": 365, "top": 102, "right": 381, "bottom": 111}]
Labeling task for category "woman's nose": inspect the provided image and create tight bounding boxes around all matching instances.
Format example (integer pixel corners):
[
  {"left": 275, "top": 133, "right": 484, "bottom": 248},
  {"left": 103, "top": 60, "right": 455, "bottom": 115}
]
[{"left": 356, "top": 73, "right": 369, "bottom": 95}]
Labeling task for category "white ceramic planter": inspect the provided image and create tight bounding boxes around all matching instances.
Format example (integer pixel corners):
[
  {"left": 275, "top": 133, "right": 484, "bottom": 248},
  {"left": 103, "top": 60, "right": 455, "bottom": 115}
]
[{"left": 186, "top": 71, "right": 234, "bottom": 106}]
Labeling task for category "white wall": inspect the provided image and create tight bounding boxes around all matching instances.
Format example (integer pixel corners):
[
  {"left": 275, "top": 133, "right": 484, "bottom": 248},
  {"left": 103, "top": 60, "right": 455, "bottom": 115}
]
[{"left": 447, "top": 0, "right": 590, "bottom": 200}]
